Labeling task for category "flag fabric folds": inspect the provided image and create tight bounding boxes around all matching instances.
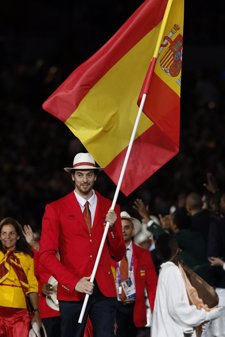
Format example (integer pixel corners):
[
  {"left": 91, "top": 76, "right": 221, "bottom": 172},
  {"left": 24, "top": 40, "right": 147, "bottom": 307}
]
[{"left": 42, "top": 0, "right": 184, "bottom": 196}]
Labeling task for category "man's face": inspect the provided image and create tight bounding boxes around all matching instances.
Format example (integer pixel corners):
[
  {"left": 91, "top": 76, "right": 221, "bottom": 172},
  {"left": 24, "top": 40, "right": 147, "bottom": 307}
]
[
  {"left": 72, "top": 170, "right": 97, "bottom": 196},
  {"left": 121, "top": 219, "right": 134, "bottom": 244}
]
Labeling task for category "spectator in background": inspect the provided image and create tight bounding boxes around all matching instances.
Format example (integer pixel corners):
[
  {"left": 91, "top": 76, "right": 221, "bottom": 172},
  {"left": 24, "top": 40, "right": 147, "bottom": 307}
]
[
  {"left": 185, "top": 192, "right": 213, "bottom": 250},
  {"left": 202, "top": 172, "right": 221, "bottom": 218},
  {"left": 133, "top": 199, "right": 211, "bottom": 282},
  {"left": 133, "top": 198, "right": 164, "bottom": 240},
  {"left": 134, "top": 225, "right": 154, "bottom": 251},
  {"left": 207, "top": 192, "right": 225, "bottom": 337},
  {"left": 134, "top": 218, "right": 160, "bottom": 275},
  {"left": 169, "top": 208, "right": 211, "bottom": 283},
  {"left": 209, "top": 257, "right": 225, "bottom": 271}
]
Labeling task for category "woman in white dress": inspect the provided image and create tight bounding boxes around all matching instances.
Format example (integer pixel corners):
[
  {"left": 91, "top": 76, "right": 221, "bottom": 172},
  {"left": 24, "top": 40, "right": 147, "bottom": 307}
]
[{"left": 151, "top": 234, "right": 221, "bottom": 337}]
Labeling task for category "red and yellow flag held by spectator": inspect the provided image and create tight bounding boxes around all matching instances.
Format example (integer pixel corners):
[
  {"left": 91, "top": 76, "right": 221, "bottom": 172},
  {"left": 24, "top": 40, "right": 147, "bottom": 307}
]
[{"left": 43, "top": 0, "right": 184, "bottom": 196}]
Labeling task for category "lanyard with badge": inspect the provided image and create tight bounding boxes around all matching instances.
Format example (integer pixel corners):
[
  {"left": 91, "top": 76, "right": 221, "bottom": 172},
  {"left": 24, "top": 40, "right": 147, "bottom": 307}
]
[{"left": 117, "top": 254, "right": 136, "bottom": 300}]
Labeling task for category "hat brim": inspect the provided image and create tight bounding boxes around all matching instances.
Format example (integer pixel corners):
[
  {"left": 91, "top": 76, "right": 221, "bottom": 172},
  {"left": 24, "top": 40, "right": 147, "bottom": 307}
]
[
  {"left": 134, "top": 229, "right": 153, "bottom": 245},
  {"left": 121, "top": 216, "right": 142, "bottom": 236},
  {"left": 46, "top": 276, "right": 59, "bottom": 311},
  {"left": 132, "top": 219, "right": 142, "bottom": 236},
  {"left": 29, "top": 323, "right": 47, "bottom": 337},
  {"left": 64, "top": 166, "right": 102, "bottom": 173},
  {"left": 46, "top": 294, "right": 59, "bottom": 311}
]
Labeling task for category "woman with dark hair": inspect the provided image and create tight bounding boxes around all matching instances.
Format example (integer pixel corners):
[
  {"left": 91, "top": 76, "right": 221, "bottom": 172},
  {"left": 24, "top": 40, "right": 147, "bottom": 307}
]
[
  {"left": 151, "top": 233, "right": 221, "bottom": 337},
  {"left": 0, "top": 217, "right": 41, "bottom": 337}
]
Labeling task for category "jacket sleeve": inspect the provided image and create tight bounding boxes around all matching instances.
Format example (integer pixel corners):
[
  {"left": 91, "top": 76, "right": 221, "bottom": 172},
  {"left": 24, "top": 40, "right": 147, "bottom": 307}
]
[
  {"left": 144, "top": 250, "right": 158, "bottom": 311},
  {"left": 39, "top": 203, "right": 78, "bottom": 293},
  {"left": 107, "top": 204, "right": 126, "bottom": 262}
]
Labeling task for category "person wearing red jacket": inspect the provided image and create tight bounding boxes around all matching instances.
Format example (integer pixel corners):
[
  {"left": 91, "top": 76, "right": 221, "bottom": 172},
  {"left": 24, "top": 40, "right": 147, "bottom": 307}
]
[
  {"left": 39, "top": 152, "right": 125, "bottom": 337},
  {"left": 23, "top": 224, "right": 61, "bottom": 337},
  {"left": 24, "top": 225, "right": 93, "bottom": 337},
  {"left": 113, "top": 211, "right": 158, "bottom": 337},
  {"left": 34, "top": 250, "right": 61, "bottom": 337}
]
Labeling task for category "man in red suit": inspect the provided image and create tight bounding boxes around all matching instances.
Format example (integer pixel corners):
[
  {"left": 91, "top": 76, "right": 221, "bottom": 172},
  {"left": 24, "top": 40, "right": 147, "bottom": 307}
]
[
  {"left": 39, "top": 152, "right": 126, "bottom": 337},
  {"left": 114, "top": 211, "right": 158, "bottom": 337}
]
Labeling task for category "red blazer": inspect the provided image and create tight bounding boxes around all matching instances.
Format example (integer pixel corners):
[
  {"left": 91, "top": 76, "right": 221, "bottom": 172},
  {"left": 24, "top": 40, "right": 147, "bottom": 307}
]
[
  {"left": 132, "top": 243, "right": 158, "bottom": 327},
  {"left": 39, "top": 191, "right": 125, "bottom": 301},
  {"left": 113, "top": 243, "right": 158, "bottom": 327}
]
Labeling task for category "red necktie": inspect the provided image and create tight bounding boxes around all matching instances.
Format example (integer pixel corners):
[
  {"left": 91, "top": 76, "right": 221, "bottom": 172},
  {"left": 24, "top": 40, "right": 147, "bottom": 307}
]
[
  {"left": 119, "top": 255, "right": 128, "bottom": 300},
  {"left": 120, "top": 256, "right": 128, "bottom": 281},
  {"left": 83, "top": 201, "right": 91, "bottom": 232}
]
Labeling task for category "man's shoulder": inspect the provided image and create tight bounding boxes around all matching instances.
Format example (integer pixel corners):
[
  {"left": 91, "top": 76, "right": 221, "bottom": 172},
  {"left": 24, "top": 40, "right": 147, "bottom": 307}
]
[
  {"left": 133, "top": 243, "right": 150, "bottom": 257},
  {"left": 47, "top": 191, "right": 75, "bottom": 208}
]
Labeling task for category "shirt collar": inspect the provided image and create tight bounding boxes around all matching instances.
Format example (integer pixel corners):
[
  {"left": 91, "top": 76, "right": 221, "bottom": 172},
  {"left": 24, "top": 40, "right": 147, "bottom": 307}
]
[
  {"left": 126, "top": 241, "right": 133, "bottom": 252},
  {"left": 74, "top": 190, "right": 96, "bottom": 207}
]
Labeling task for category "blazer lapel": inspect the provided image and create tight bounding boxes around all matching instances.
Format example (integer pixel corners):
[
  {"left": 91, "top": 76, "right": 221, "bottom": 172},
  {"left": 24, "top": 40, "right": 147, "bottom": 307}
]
[
  {"left": 92, "top": 193, "right": 106, "bottom": 233},
  {"left": 132, "top": 243, "right": 138, "bottom": 278},
  {"left": 68, "top": 192, "right": 90, "bottom": 234}
]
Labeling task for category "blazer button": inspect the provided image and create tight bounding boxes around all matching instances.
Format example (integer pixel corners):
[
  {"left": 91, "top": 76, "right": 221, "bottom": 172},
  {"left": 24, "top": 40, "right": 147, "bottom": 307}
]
[
  {"left": 107, "top": 271, "right": 111, "bottom": 275},
  {"left": 90, "top": 239, "right": 92, "bottom": 243},
  {"left": 90, "top": 255, "right": 93, "bottom": 258}
]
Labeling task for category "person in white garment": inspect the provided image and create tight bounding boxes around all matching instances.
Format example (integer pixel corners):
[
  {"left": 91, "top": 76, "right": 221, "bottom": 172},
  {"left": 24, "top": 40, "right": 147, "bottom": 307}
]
[
  {"left": 207, "top": 256, "right": 225, "bottom": 337},
  {"left": 151, "top": 233, "right": 222, "bottom": 337}
]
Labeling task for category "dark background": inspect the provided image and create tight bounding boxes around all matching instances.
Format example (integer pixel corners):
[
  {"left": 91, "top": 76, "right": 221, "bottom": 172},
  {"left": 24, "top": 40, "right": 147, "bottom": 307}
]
[{"left": 0, "top": 0, "right": 225, "bottom": 228}]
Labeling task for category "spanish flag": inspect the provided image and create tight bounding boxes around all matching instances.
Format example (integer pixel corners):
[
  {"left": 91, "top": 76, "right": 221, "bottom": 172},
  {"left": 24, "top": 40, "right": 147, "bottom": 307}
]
[{"left": 43, "top": 0, "right": 184, "bottom": 196}]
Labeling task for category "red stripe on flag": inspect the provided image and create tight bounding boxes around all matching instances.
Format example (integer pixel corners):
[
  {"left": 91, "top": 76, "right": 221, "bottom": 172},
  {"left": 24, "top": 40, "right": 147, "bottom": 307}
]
[
  {"left": 143, "top": 73, "right": 180, "bottom": 146},
  {"left": 104, "top": 113, "right": 179, "bottom": 196},
  {"left": 42, "top": 0, "right": 167, "bottom": 122},
  {"left": 104, "top": 74, "right": 180, "bottom": 196}
]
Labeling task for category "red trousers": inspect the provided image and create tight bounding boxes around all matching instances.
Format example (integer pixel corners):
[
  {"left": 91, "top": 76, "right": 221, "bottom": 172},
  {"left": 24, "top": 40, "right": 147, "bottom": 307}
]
[
  {"left": 0, "top": 307, "right": 30, "bottom": 337},
  {"left": 84, "top": 318, "right": 93, "bottom": 337}
]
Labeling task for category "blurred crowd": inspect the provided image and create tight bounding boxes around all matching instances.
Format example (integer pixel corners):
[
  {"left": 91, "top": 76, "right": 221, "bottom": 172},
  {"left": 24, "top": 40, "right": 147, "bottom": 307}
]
[
  {"left": 1, "top": 51, "right": 225, "bottom": 229},
  {"left": 0, "top": 0, "right": 225, "bottom": 337},
  {"left": 0, "top": 0, "right": 225, "bottom": 230}
]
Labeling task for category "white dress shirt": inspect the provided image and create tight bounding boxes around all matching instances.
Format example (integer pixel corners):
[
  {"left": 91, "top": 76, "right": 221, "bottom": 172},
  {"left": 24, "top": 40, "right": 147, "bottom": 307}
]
[{"left": 75, "top": 190, "right": 97, "bottom": 226}]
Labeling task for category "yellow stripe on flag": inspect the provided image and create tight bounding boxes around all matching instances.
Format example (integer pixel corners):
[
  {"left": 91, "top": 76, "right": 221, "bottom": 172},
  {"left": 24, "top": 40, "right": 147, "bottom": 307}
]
[
  {"left": 155, "top": 0, "right": 183, "bottom": 96},
  {"left": 42, "top": 0, "right": 184, "bottom": 195},
  {"left": 66, "top": 23, "right": 162, "bottom": 167}
]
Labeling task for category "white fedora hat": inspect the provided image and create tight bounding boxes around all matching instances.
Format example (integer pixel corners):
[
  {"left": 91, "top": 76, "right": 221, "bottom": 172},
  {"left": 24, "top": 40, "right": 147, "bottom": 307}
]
[
  {"left": 46, "top": 276, "right": 59, "bottom": 311},
  {"left": 120, "top": 211, "right": 142, "bottom": 236},
  {"left": 29, "top": 322, "right": 47, "bottom": 337},
  {"left": 64, "top": 152, "right": 101, "bottom": 173},
  {"left": 134, "top": 228, "right": 153, "bottom": 245}
]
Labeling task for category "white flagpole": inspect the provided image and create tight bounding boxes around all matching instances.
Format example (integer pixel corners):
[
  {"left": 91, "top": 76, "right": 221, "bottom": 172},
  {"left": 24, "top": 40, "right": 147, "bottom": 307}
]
[
  {"left": 78, "top": 0, "right": 174, "bottom": 324},
  {"left": 78, "top": 93, "right": 147, "bottom": 324}
]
